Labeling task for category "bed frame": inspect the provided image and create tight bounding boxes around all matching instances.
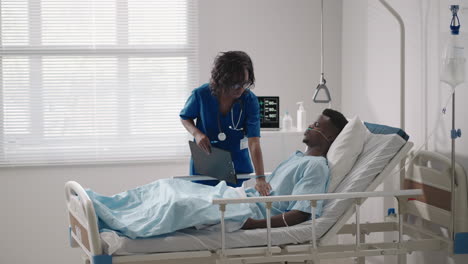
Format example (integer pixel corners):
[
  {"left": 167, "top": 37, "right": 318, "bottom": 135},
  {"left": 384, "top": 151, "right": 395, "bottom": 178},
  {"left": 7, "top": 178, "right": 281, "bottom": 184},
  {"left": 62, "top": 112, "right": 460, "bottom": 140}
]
[{"left": 65, "top": 140, "right": 462, "bottom": 264}]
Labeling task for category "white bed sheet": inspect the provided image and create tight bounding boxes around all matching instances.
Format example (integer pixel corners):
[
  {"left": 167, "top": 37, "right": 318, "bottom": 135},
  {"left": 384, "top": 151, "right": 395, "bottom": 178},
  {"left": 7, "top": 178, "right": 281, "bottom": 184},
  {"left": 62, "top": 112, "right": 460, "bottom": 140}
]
[{"left": 99, "top": 132, "right": 406, "bottom": 255}]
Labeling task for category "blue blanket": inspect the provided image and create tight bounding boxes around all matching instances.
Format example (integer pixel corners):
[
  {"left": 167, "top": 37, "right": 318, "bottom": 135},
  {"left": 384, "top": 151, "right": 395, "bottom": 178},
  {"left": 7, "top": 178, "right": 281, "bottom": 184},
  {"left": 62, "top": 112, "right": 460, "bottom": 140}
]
[{"left": 87, "top": 179, "right": 254, "bottom": 239}]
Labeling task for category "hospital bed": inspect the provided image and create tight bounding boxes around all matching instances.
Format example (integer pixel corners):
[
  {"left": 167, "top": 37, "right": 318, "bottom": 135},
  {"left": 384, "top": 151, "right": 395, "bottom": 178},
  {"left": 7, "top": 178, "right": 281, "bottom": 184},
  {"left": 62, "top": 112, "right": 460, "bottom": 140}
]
[{"left": 64, "top": 124, "right": 467, "bottom": 264}]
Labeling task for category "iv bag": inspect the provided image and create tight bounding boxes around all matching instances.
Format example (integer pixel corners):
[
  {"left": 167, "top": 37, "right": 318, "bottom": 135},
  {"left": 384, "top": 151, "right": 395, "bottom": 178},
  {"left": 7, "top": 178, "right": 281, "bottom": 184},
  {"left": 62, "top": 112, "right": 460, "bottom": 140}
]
[{"left": 441, "top": 34, "right": 466, "bottom": 88}]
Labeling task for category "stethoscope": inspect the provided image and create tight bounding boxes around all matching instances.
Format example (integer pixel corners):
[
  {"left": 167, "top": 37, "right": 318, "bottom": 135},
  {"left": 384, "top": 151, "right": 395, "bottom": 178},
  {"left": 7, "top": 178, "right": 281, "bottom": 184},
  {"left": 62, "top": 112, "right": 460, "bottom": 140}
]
[{"left": 217, "top": 99, "right": 244, "bottom": 141}]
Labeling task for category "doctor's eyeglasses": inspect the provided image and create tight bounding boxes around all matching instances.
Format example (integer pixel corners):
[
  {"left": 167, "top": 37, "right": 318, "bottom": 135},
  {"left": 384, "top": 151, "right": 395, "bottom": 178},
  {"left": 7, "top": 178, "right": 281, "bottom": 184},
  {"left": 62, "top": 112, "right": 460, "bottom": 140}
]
[{"left": 230, "top": 83, "right": 253, "bottom": 91}]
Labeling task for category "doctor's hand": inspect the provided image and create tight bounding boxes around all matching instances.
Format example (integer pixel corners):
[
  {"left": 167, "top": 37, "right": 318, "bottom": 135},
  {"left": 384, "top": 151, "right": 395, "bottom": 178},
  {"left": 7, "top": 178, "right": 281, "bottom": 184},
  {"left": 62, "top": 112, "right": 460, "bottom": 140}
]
[
  {"left": 255, "top": 177, "right": 271, "bottom": 196},
  {"left": 194, "top": 131, "right": 211, "bottom": 154}
]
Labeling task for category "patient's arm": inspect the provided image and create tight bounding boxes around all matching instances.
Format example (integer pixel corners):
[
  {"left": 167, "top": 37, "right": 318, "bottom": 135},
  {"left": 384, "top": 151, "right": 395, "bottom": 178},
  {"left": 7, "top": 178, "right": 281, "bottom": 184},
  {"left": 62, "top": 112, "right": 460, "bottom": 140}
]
[
  {"left": 241, "top": 210, "right": 310, "bottom": 230},
  {"left": 248, "top": 137, "right": 270, "bottom": 196}
]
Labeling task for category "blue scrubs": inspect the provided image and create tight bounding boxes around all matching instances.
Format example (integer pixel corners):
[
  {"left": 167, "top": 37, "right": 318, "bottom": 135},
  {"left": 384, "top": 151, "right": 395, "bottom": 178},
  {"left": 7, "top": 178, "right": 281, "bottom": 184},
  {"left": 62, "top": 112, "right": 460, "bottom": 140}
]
[{"left": 180, "top": 83, "right": 261, "bottom": 175}]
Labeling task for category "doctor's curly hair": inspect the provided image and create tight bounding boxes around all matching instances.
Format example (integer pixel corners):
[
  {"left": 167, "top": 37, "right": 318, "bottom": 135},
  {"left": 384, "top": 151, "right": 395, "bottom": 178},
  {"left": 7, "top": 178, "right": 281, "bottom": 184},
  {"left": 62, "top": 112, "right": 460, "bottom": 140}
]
[{"left": 209, "top": 51, "right": 255, "bottom": 96}]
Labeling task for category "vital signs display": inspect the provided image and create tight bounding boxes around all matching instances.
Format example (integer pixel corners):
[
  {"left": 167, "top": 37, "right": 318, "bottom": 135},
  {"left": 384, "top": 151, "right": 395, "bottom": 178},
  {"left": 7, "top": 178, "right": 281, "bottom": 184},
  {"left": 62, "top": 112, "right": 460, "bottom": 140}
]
[{"left": 257, "top": 96, "right": 279, "bottom": 130}]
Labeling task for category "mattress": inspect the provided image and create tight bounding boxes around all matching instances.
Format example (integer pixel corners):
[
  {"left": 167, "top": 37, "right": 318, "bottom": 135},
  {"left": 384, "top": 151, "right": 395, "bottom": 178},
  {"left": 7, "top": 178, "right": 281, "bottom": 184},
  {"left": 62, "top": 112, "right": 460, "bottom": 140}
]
[{"left": 100, "top": 132, "right": 406, "bottom": 255}]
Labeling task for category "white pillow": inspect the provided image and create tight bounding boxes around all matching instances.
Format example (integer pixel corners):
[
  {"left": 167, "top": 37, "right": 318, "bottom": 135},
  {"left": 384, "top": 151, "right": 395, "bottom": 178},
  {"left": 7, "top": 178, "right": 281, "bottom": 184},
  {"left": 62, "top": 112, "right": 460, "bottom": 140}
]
[{"left": 326, "top": 116, "right": 367, "bottom": 192}]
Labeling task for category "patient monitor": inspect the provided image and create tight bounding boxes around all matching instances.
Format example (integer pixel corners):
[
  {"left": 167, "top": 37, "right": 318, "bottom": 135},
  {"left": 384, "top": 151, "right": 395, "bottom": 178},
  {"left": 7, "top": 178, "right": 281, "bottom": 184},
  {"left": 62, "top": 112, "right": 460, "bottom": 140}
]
[{"left": 257, "top": 96, "right": 280, "bottom": 130}]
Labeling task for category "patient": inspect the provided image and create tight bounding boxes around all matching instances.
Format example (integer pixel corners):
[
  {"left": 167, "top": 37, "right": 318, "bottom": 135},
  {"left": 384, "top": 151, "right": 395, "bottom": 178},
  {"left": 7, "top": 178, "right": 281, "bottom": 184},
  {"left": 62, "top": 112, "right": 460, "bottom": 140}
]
[
  {"left": 86, "top": 109, "right": 347, "bottom": 239},
  {"left": 242, "top": 108, "right": 347, "bottom": 229}
]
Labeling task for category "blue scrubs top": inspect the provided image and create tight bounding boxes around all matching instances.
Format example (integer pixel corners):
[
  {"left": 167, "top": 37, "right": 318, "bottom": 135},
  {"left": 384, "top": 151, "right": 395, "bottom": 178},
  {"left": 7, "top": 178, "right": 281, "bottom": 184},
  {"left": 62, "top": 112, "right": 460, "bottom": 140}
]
[{"left": 180, "top": 83, "right": 261, "bottom": 175}]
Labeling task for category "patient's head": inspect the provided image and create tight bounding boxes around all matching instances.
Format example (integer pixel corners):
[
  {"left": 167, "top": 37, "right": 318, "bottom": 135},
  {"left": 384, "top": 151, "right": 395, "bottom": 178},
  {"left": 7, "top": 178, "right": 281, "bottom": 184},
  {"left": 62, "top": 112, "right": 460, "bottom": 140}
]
[{"left": 303, "top": 108, "right": 348, "bottom": 156}]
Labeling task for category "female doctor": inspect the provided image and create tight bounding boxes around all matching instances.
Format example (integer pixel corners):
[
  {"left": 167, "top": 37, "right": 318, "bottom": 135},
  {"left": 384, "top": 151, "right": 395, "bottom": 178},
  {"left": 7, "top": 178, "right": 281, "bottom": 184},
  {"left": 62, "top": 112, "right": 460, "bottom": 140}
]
[{"left": 180, "top": 51, "right": 270, "bottom": 196}]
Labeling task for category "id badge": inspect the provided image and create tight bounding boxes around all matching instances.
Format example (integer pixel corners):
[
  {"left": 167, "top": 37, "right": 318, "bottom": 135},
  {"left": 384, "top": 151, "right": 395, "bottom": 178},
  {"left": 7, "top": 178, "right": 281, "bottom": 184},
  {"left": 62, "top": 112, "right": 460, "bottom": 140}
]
[{"left": 240, "top": 137, "right": 248, "bottom": 150}]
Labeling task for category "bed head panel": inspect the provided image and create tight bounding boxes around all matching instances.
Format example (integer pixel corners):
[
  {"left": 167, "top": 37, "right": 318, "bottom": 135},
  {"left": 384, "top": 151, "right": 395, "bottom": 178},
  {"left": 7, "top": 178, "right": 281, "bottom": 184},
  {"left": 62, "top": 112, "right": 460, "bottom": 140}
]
[
  {"left": 405, "top": 150, "right": 468, "bottom": 233},
  {"left": 411, "top": 165, "right": 451, "bottom": 191},
  {"left": 405, "top": 157, "right": 452, "bottom": 211},
  {"left": 404, "top": 178, "right": 451, "bottom": 211}
]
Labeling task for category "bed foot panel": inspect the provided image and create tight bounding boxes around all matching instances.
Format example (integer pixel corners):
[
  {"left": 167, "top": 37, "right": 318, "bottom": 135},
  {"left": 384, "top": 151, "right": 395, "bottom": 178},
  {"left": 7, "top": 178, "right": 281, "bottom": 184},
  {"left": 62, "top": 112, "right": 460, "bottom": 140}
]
[
  {"left": 69, "top": 226, "right": 79, "bottom": 248},
  {"left": 69, "top": 213, "right": 92, "bottom": 252}
]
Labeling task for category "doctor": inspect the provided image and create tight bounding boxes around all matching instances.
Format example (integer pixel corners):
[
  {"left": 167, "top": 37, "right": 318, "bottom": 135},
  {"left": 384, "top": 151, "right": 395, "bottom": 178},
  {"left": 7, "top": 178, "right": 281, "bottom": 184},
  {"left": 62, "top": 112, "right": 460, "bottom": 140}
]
[{"left": 180, "top": 51, "right": 270, "bottom": 196}]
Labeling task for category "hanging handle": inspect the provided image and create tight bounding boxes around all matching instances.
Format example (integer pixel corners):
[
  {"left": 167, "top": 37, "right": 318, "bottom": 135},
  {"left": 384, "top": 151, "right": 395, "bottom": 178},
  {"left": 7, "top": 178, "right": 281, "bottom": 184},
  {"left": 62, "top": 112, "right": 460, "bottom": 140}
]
[
  {"left": 313, "top": 83, "right": 331, "bottom": 103},
  {"left": 313, "top": 0, "right": 332, "bottom": 104}
]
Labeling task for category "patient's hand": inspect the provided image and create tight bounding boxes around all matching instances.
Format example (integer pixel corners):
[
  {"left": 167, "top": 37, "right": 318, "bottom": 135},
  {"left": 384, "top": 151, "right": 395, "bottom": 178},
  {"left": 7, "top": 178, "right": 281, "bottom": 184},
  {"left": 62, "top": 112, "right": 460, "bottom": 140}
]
[{"left": 255, "top": 177, "right": 271, "bottom": 196}]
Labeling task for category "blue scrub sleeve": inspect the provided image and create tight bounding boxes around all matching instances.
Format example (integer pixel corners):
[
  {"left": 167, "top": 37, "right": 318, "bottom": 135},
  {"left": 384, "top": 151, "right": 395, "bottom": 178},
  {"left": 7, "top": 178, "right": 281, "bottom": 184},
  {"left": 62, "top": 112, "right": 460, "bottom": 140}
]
[
  {"left": 287, "top": 159, "right": 329, "bottom": 216},
  {"left": 244, "top": 94, "right": 261, "bottom": 138},
  {"left": 180, "top": 90, "right": 200, "bottom": 120}
]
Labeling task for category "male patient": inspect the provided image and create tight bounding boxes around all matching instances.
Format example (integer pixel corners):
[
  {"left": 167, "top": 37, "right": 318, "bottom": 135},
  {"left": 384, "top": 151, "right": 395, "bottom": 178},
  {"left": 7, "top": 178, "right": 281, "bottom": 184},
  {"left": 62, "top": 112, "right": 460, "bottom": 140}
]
[{"left": 86, "top": 109, "right": 348, "bottom": 239}]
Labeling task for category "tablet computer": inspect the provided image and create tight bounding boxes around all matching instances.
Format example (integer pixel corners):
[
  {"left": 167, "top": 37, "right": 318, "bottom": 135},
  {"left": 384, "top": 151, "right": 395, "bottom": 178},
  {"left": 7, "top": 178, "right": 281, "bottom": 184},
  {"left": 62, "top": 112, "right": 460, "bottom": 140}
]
[{"left": 188, "top": 141, "right": 237, "bottom": 185}]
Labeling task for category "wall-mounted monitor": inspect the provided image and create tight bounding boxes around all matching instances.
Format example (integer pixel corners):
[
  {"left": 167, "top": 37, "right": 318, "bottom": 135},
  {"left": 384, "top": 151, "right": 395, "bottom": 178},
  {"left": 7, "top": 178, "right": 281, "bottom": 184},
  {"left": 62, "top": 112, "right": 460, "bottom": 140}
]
[{"left": 257, "top": 96, "right": 279, "bottom": 130}]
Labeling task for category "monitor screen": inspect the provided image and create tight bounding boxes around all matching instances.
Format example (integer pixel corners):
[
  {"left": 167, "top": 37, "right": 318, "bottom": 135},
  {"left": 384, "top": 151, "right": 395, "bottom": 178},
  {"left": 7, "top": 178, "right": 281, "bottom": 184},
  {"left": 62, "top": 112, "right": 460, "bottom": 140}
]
[{"left": 257, "top": 96, "right": 280, "bottom": 130}]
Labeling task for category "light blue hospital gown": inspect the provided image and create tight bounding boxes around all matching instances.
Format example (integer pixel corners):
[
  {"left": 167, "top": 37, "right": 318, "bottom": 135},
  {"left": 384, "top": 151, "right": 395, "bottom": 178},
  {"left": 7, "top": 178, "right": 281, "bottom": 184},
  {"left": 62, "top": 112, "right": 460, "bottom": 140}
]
[
  {"left": 246, "top": 151, "right": 329, "bottom": 219},
  {"left": 87, "top": 152, "right": 329, "bottom": 239}
]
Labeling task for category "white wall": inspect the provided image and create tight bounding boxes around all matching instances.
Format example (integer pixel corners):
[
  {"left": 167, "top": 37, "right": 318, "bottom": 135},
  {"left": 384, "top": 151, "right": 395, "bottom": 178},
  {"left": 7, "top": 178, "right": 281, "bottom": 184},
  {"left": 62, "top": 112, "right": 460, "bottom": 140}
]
[
  {"left": 342, "top": 0, "right": 468, "bottom": 263},
  {"left": 0, "top": 1, "right": 343, "bottom": 264},
  {"left": 198, "top": 0, "right": 343, "bottom": 120}
]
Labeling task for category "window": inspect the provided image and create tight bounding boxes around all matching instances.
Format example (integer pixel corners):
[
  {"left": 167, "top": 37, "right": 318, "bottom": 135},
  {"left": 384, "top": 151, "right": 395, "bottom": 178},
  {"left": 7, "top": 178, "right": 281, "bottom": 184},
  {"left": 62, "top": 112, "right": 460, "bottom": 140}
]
[{"left": 0, "top": 0, "right": 198, "bottom": 166}]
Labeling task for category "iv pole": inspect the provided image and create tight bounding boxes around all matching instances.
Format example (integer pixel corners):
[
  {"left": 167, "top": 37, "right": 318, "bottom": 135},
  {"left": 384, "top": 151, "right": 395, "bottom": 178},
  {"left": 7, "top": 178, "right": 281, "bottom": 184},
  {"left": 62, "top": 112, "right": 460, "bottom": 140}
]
[{"left": 446, "top": 4, "right": 462, "bottom": 243}]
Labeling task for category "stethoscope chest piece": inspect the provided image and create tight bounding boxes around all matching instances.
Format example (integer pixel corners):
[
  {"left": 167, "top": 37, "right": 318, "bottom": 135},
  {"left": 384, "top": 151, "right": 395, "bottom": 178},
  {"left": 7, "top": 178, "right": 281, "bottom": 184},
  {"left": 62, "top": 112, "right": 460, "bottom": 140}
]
[
  {"left": 216, "top": 99, "right": 244, "bottom": 142},
  {"left": 218, "top": 132, "right": 227, "bottom": 141}
]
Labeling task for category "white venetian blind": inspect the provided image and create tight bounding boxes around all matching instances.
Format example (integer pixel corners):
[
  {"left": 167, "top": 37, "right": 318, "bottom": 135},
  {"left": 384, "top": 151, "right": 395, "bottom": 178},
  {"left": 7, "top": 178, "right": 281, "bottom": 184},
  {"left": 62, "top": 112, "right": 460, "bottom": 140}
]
[{"left": 0, "top": 0, "right": 198, "bottom": 166}]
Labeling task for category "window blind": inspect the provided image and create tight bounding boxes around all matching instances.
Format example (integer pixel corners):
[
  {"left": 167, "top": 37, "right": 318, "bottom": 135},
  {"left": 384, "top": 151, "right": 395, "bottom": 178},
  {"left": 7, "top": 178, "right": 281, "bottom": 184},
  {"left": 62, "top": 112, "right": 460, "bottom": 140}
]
[{"left": 0, "top": 0, "right": 198, "bottom": 166}]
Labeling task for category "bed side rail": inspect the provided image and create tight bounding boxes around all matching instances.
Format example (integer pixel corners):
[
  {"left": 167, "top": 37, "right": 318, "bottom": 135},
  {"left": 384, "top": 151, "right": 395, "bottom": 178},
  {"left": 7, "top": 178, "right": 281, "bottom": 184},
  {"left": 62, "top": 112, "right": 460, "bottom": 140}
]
[
  {"left": 212, "top": 190, "right": 422, "bottom": 205},
  {"left": 212, "top": 189, "right": 422, "bottom": 260},
  {"left": 65, "top": 181, "right": 103, "bottom": 257}
]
